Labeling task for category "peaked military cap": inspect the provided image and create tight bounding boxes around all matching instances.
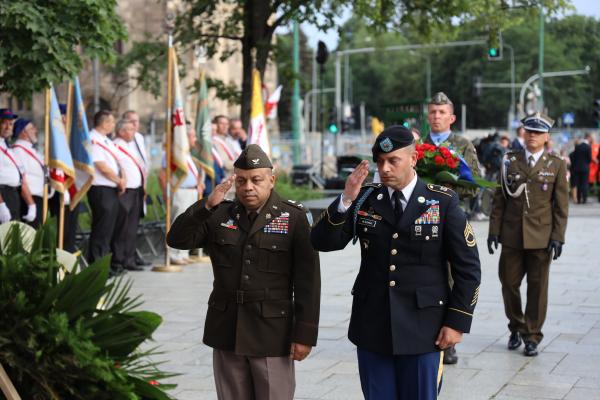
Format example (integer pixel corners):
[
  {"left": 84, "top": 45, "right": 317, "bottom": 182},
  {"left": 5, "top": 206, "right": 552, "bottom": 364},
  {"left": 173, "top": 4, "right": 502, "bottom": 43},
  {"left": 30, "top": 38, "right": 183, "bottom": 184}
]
[
  {"left": 234, "top": 144, "right": 273, "bottom": 169},
  {"left": 0, "top": 108, "right": 17, "bottom": 120},
  {"left": 521, "top": 112, "right": 554, "bottom": 133},
  {"left": 372, "top": 125, "right": 415, "bottom": 161},
  {"left": 429, "top": 92, "right": 453, "bottom": 107}
]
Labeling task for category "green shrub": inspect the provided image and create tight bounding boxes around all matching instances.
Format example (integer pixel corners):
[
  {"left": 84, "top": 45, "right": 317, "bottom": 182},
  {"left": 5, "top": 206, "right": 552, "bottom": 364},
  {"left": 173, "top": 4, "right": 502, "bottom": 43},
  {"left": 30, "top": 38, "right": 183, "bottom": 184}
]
[{"left": 0, "top": 221, "right": 176, "bottom": 399}]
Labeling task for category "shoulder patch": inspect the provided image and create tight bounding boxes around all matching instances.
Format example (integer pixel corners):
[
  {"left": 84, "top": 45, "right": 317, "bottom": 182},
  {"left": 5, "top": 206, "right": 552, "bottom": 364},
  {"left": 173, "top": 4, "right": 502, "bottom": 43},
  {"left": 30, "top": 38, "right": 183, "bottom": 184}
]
[
  {"left": 547, "top": 151, "right": 562, "bottom": 159},
  {"left": 285, "top": 199, "right": 305, "bottom": 210},
  {"left": 426, "top": 183, "right": 455, "bottom": 197}
]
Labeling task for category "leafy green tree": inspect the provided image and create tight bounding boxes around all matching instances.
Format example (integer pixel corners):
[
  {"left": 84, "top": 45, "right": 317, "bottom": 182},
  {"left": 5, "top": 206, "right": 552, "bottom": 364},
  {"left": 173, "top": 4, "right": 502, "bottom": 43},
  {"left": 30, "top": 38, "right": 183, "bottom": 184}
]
[
  {"left": 0, "top": 0, "right": 127, "bottom": 99},
  {"left": 174, "top": 0, "right": 569, "bottom": 129}
]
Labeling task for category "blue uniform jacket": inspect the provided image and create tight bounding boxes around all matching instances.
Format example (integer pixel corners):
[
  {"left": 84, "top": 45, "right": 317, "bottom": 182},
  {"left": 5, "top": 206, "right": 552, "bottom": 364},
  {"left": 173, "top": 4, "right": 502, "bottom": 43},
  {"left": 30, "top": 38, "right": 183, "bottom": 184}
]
[{"left": 311, "top": 178, "right": 481, "bottom": 355}]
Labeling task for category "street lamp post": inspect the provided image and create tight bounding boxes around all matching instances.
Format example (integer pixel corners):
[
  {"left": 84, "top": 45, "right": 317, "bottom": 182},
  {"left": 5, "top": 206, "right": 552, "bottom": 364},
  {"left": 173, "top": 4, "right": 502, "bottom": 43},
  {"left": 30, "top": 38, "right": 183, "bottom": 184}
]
[{"left": 504, "top": 43, "right": 516, "bottom": 128}]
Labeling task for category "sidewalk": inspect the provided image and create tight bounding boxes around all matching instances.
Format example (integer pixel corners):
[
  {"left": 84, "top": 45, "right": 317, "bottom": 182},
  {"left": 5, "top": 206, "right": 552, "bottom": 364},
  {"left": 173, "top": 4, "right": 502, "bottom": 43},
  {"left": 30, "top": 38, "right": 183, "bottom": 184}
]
[{"left": 131, "top": 201, "right": 600, "bottom": 399}]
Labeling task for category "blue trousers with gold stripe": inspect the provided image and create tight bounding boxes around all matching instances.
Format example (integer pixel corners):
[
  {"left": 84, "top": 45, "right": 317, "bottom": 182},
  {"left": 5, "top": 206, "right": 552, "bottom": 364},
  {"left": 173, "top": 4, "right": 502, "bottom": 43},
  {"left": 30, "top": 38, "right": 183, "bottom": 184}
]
[{"left": 357, "top": 348, "right": 443, "bottom": 400}]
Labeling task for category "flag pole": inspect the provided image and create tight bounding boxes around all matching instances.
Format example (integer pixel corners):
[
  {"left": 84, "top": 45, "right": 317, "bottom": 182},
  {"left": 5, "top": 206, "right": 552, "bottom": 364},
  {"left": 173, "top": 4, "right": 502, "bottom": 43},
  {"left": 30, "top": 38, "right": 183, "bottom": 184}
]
[
  {"left": 42, "top": 88, "right": 51, "bottom": 224},
  {"left": 153, "top": 31, "right": 182, "bottom": 272},
  {"left": 58, "top": 82, "right": 74, "bottom": 250}
]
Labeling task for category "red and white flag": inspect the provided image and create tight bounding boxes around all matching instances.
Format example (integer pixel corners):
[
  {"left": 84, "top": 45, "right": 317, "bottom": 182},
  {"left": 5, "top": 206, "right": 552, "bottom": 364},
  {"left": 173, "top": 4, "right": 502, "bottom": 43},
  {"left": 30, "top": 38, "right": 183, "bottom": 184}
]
[{"left": 265, "top": 85, "right": 282, "bottom": 120}]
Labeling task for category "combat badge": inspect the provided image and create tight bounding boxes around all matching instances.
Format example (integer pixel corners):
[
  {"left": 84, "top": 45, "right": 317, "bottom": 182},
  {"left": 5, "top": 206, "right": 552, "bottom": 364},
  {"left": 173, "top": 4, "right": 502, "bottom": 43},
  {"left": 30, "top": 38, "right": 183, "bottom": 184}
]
[
  {"left": 220, "top": 219, "right": 238, "bottom": 230},
  {"left": 464, "top": 222, "right": 476, "bottom": 247}
]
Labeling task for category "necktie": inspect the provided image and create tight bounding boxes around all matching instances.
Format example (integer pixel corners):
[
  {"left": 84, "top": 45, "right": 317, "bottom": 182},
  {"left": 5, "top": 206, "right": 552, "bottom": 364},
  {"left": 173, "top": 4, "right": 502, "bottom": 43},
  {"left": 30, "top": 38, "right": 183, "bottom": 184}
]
[
  {"left": 393, "top": 191, "right": 404, "bottom": 221},
  {"left": 528, "top": 155, "right": 535, "bottom": 168},
  {"left": 248, "top": 211, "right": 258, "bottom": 225}
]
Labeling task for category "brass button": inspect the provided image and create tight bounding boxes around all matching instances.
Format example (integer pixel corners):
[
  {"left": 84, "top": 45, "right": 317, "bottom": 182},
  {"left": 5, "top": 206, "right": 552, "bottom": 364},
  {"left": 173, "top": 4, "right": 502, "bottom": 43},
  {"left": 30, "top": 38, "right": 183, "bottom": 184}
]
[
  {"left": 246, "top": 245, "right": 252, "bottom": 250},
  {"left": 391, "top": 249, "right": 397, "bottom": 255},
  {"left": 439, "top": 300, "right": 443, "bottom": 305},
  {"left": 392, "top": 233, "right": 399, "bottom": 239},
  {"left": 364, "top": 227, "right": 368, "bottom": 232},
  {"left": 245, "top": 259, "right": 251, "bottom": 265},
  {"left": 243, "top": 274, "right": 250, "bottom": 280},
  {"left": 389, "top": 281, "right": 396, "bottom": 287},
  {"left": 281, "top": 310, "right": 286, "bottom": 315},
  {"left": 389, "top": 265, "right": 396, "bottom": 271},
  {"left": 425, "top": 236, "right": 430, "bottom": 241},
  {"left": 271, "top": 245, "right": 277, "bottom": 249}
]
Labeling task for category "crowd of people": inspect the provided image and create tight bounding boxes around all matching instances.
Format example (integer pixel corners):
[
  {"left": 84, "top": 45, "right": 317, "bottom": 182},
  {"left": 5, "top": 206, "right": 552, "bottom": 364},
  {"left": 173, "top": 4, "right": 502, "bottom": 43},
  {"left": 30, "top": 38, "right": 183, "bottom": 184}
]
[{"left": 0, "top": 108, "right": 252, "bottom": 275}]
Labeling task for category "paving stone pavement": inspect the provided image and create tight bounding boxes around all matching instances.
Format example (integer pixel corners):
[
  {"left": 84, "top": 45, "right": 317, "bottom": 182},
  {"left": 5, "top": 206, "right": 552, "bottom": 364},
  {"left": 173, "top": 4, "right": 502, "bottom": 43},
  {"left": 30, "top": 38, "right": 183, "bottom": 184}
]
[{"left": 130, "top": 201, "right": 600, "bottom": 399}]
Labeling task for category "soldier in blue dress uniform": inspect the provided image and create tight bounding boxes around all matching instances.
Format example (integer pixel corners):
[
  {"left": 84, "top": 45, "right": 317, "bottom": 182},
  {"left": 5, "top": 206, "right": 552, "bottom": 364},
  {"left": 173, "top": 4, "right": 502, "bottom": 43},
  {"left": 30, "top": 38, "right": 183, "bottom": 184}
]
[{"left": 311, "top": 125, "right": 481, "bottom": 400}]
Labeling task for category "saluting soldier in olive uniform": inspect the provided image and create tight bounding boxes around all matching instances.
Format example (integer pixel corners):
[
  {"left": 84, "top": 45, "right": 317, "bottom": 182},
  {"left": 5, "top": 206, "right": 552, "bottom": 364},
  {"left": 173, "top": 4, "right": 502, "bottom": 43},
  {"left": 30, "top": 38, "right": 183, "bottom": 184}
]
[
  {"left": 488, "top": 113, "right": 569, "bottom": 357},
  {"left": 311, "top": 126, "right": 481, "bottom": 400},
  {"left": 167, "top": 144, "right": 320, "bottom": 400},
  {"left": 424, "top": 92, "right": 483, "bottom": 364}
]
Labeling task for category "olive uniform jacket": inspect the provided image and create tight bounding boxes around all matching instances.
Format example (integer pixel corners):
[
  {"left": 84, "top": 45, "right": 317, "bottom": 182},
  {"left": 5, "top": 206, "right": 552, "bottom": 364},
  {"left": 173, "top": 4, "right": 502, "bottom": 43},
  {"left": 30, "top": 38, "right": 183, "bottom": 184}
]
[
  {"left": 424, "top": 132, "right": 482, "bottom": 199},
  {"left": 166, "top": 191, "right": 321, "bottom": 357},
  {"left": 311, "top": 179, "right": 481, "bottom": 355},
  {"left": 489, "top": 150, "right": 569, "bottom": 249}
]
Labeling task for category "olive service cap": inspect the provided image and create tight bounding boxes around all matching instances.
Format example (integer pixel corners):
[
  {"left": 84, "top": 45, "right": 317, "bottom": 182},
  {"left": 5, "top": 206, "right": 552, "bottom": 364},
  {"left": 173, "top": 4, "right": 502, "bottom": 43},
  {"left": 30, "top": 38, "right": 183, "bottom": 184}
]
[
  {"left": 521, "top": 112, "right": 554, "bottom": 133},
  {"left": 0, "top": 108, "right": 18, "bottom": 120},
  {"left": 233, "top": 144, "right": 273, "bottom": 169},
  {"left": 372, "top": 125, "right": 415, "bottom": 161},
  {"left": 12, "top": 118, "right": 31, "bottom": 139},
  {"left": 428, "top": 92, "right": 453, "bottom": 107}
]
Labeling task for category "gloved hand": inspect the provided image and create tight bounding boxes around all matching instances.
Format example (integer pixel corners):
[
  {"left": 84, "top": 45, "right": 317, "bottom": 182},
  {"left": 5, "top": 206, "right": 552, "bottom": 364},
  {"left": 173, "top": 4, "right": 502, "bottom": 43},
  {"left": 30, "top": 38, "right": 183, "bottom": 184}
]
[
  {"left": 22, "top": 203, "right": 37, "bottom": 222},
  {"left": 548, "top": 240, "right": 563, "bottom": 260},
  {"left": 0, "top": 202, "right": 11, "bottom": 224},
  {"left": 487, "top": 235, "right": 499, "bottom": 254}
]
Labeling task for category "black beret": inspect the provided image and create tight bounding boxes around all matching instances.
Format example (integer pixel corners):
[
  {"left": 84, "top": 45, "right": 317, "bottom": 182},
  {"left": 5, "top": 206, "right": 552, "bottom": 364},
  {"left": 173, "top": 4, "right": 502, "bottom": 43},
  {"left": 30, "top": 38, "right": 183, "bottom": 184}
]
[
  {"left": 372, "top": 125, "right": 415, "bottom": 161},
  {"left": 233, "top": 144, "right": 273, "bottom": 169}
]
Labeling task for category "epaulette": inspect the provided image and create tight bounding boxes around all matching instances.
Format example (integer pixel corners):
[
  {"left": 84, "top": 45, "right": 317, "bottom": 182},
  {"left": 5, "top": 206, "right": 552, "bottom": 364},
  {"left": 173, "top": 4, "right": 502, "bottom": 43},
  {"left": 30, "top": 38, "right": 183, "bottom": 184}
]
[
  {"left": 547, "top": 151, "right": 562, "bottom": 159},
  {"left": 284, "top": 199, "right": 305, "bottom": 210},
  {"left": 426, "top": 183, "right": 455, "bottom": 197}
]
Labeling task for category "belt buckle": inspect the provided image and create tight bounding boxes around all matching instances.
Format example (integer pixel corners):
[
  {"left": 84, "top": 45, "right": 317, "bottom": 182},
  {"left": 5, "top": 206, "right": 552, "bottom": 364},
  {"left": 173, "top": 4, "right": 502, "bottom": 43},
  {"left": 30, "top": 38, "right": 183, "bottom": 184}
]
[{"left": 236, "top": 290, "right": 244, "bottom": 304}]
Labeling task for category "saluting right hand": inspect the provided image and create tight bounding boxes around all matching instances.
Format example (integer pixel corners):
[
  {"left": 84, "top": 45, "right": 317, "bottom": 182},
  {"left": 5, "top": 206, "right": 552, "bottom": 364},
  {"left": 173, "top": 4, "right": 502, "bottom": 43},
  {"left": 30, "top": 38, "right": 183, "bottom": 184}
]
[
  {"left": 342, "top": 160, "right": 370, "bottom": 203},
  {"left": 205, "top": 174, "right": 236, "bottom": 209}
]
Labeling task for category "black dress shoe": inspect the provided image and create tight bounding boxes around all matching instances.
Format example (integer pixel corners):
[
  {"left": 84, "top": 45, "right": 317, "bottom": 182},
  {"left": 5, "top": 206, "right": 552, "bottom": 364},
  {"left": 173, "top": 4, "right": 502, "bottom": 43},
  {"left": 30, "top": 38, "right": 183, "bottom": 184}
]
[
  {"left": 524, "top": 341, "right": 538, "bottom": 357},
  {"left": 508, "top": 332, "right": 522, "bottom": 350},
  {"left": 443, "top": 345, "right": 458, "bottom": 365},
  {"left": 125, "top": 264, "right": 145, "bottom": 271},
  {"left": 135, "top": 254, "right": 151, "bottom": 266}
]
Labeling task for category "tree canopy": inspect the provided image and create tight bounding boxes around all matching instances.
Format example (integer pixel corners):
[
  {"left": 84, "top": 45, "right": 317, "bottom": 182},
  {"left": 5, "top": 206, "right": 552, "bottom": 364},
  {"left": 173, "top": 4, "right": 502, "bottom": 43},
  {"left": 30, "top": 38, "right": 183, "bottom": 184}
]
[{"left": 0, "top": 0, "right": 126, "bottom": 99}]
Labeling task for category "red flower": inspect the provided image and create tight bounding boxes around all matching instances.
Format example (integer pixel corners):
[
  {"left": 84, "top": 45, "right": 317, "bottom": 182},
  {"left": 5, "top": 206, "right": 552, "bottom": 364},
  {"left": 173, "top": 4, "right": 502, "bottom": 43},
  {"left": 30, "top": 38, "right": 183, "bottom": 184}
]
[
  {"left": 439, "top": 147, "right": 451, "bottom": 158},
  {"left": 446, "top": 158, "right": 458, "bottom": 169},
  {"left": 434, "top": 156, "right": 445, "bottom": 166},
  {"left": 148, "top": 380, "right": 160, "bottom": 386},
  {"left": 417, "top": 150, "right": 425, "bottom": 160}
]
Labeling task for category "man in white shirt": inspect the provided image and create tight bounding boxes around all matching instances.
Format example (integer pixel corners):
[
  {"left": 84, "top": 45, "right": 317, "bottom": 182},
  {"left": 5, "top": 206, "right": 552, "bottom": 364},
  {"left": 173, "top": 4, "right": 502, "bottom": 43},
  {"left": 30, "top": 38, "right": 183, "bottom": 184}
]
[
  {"left": 112, "top": 119, "right": 145, "bottom": 271},
  {"left": 159, "top": 122, "right": 205, "bottom": 265},
  {"left": 87, "top": 110, "right": 126, "bottom": 274},
  {"left": 0, "top": 108, "right": 36, "bottom": 225},
  {"left": 122, "top": 110, "right": 152, "bottom": 267},
  {"left": 12, "top": 118, "right": 46, "bottom": 228}
]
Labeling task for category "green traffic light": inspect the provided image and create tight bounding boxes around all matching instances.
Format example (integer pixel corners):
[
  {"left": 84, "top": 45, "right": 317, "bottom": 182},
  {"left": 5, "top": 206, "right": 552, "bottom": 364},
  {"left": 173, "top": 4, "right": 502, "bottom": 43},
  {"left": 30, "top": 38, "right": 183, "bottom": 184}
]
[
  {"left": 328, "top": 123, "right": 338, "bottom": 134},
  {"left": 489, "top": 48, "right": 498, "bottom": 57}
]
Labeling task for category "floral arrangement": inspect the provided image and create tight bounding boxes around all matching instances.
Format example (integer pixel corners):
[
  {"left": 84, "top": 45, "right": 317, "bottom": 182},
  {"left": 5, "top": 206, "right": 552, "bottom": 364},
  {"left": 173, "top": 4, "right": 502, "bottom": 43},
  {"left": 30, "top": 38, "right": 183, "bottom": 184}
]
[{"left": 415, "top": 143, "right": 495, "bottom": 188}]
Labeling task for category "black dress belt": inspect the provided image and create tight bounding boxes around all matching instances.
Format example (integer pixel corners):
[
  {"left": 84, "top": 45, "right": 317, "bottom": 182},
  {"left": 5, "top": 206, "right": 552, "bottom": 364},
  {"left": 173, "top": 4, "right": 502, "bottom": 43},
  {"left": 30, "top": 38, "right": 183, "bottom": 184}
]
[{"left": 212, "top": 287, "right": 291, "bottom": 304}]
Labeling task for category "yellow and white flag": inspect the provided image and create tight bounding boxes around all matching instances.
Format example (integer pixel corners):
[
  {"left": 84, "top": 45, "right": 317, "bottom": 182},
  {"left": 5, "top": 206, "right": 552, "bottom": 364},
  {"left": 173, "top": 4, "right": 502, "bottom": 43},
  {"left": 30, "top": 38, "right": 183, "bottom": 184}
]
[
  {"left": 247, "top": 69, "right": 270, "bottom": 156},
  {"left": 170, "top": 46, "right": 190, "bottom": 192}
]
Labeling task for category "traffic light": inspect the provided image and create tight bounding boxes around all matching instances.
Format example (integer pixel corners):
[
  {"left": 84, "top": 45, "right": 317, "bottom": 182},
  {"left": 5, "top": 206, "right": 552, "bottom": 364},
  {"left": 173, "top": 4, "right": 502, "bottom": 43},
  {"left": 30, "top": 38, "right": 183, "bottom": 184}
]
[
  {"left": 328, "top": 107, "right": 338, "bottom": 134},
  {"left": 487, "top": 30, "right": 503, "bottom": 61},
  {"left": 594, "top": 99, "right": 600, "bottom": 125}
]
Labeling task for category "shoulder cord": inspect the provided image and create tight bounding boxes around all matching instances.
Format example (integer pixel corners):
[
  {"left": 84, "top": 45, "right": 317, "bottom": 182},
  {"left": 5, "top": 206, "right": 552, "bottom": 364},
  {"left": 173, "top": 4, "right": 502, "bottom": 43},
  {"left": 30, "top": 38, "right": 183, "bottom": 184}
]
[
  {"left": 352, "top": 187, "right": 375, "bottom": 244},
  {"left": 500, "top": 154, "right": 530, "bottom": 208}
]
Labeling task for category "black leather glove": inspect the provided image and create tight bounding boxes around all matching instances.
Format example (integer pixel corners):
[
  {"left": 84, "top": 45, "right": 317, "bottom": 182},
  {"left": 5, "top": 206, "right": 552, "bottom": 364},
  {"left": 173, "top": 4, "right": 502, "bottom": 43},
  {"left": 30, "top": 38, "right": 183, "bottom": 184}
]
[
  {"left": 548, "top": 240, "right": 563, "bottom": 260},
  {"left": 487, "top": 235, "right": 499, "bottom": 255}
]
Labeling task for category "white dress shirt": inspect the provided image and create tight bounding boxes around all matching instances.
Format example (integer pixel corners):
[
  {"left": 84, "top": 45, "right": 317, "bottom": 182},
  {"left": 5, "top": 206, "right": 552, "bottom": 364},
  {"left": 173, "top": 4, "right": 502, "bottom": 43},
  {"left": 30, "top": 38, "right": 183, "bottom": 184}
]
[
  {"left": 91, "top": 129, "right": 120, "bottom": 187},
  {"left": 0, "top": 138, "right": 23, "bottom": 187},
  {"left": 114, "top": 138, "right": 143, "bottom": 189},
  {"left": 524, "top": 148, "right": 544, "bottom": 167},
  {"left": 12, "top": 139, "right": 45, "bottom": 196}
]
